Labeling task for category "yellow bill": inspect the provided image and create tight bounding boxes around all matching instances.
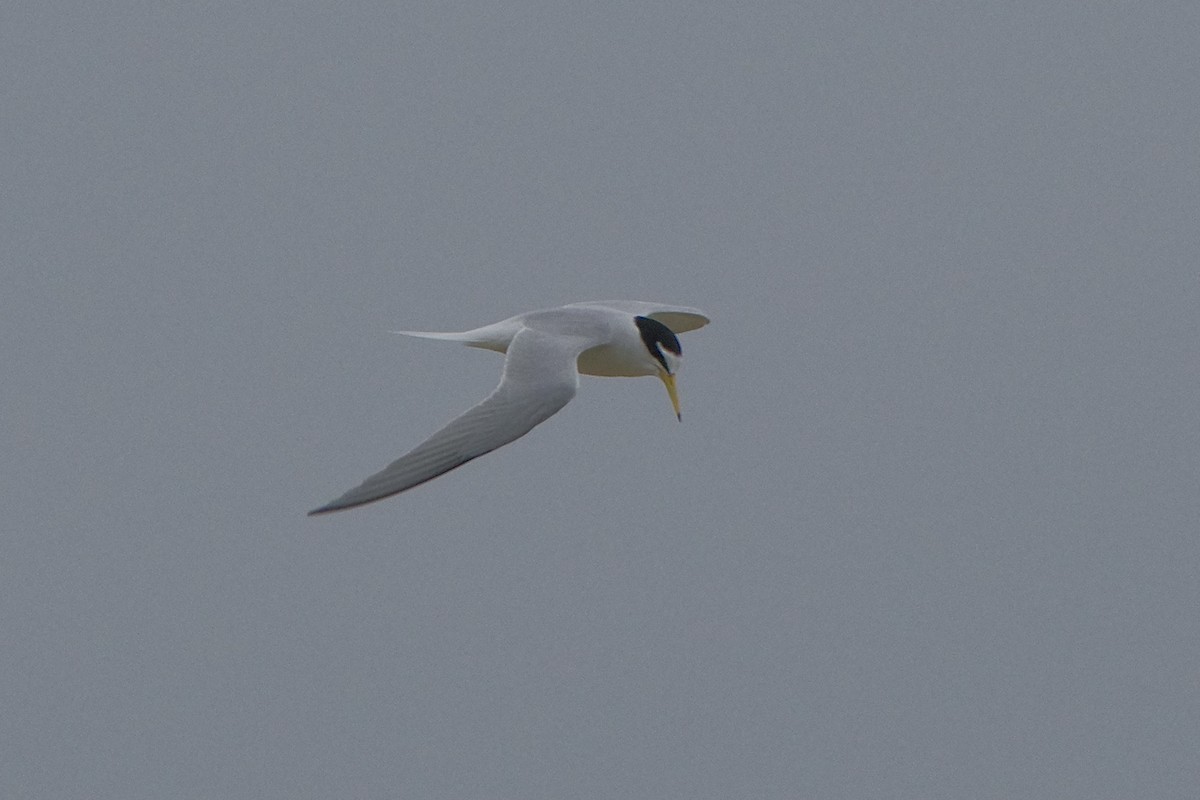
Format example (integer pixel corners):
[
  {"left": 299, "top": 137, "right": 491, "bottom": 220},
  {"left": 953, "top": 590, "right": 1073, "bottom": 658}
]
[{"left": 659, "top": 372, "right": 682, "bottom": 420}]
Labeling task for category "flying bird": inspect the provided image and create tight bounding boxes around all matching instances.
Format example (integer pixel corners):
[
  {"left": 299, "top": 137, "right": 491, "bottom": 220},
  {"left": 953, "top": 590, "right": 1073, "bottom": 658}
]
[{"left": 308, "top": 300, "right": 710, "bottom": 515}]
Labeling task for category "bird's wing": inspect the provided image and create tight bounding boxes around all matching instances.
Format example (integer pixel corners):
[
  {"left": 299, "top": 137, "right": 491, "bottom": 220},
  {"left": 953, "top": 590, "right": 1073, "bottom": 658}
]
[
  {"left": 564, "top": 301, "right": 710, "bottom": 333},
  {"left": 308, "top": 327, "right": 586, "bottom": 515}
]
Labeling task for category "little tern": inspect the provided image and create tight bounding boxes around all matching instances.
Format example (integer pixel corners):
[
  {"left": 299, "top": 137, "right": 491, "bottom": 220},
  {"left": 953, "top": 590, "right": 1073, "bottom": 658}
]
[{"left": 308, "top": 300, "right": 709, "bottom": 515}]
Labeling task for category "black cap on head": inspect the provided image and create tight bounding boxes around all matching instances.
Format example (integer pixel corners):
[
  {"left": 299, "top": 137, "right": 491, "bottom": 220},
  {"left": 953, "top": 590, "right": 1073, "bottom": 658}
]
[{"left": 634, "top": 315, "right": 681, "bottom": 372}]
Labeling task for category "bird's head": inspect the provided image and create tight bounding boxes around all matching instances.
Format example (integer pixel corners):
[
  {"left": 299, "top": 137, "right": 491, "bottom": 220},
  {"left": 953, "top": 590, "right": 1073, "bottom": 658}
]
[{"left": 634, "top": 316, "right": 684, "bottom": 420}]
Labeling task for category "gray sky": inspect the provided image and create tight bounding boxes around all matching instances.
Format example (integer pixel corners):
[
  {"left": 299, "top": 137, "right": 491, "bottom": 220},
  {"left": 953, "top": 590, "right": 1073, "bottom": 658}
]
[{"left": 4, "top": 3, "right": 1198, "bottom": 798}]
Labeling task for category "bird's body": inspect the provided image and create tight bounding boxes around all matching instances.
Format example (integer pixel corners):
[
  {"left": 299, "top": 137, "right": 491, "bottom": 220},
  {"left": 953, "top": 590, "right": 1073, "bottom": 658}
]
[{"left": 308, "top": 301, "right": 709, "bottom": 515}]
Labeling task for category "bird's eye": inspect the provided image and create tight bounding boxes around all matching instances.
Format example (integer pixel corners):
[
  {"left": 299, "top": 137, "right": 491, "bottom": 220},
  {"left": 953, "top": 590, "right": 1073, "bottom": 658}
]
[{"left": 655, "top": 344, "right": 672, "bottom": 373}]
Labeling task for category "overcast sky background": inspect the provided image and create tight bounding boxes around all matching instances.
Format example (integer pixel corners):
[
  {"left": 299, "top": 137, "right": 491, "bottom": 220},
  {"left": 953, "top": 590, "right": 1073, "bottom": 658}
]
[{"left": 4, "top": 3, "right": 1198, "bottom": 798}]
